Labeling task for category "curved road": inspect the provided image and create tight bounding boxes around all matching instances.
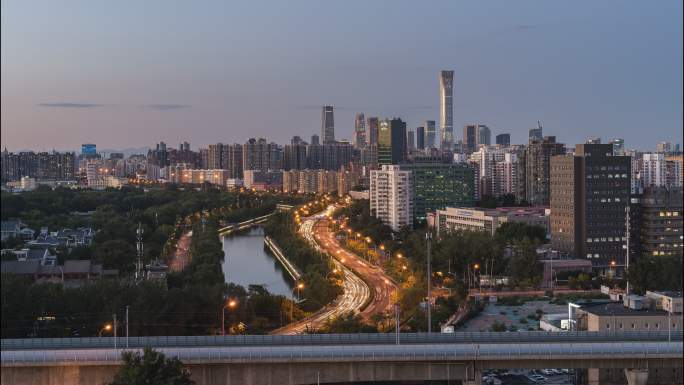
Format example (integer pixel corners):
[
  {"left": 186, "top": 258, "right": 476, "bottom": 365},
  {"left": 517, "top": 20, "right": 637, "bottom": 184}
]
[
  {"left": 313, "top": 217, "right": 398, "bottom": 321},
  {"left": 273, "top": 204, "right": 397, "bottom": 334}
]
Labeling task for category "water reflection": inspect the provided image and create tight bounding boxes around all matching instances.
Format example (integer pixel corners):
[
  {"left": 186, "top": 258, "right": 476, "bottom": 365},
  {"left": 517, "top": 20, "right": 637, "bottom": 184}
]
[{"left": 222, "top": 227, "right": 292, "bottom": 297}]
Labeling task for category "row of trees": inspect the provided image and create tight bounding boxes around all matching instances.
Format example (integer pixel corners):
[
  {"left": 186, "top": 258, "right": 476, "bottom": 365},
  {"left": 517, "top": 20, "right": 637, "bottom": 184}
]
[{"left": 262, "top": 212, "right": 343, "bottom": 312}]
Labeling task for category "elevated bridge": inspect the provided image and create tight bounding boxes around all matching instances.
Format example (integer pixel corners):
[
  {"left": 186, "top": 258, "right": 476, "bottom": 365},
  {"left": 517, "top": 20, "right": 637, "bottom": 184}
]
[{"left": 2, "top": 332, "right": 681, "bottom": 385}]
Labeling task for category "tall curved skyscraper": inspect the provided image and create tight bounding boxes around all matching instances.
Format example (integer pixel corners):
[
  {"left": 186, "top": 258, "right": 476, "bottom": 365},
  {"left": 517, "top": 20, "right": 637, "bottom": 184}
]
[{"left": 439, "top": 71, "right": 454, "bottom": 150}]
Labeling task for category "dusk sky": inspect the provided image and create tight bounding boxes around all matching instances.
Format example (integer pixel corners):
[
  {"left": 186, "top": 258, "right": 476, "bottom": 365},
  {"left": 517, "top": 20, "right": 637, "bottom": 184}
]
[{"left": 1, "top": 0, "right": 682, "bottom": 152}]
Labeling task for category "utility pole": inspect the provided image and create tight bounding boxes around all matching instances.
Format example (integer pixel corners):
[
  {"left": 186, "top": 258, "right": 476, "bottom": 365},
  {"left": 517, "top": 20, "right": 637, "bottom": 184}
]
[
  {"left": 136, "top": 223, "right": 144, "bottom": 282},
  {"left": 394, "top": 302, "right": 400, "bottom": 345},
  {"left": 125, "top": 306, "right": 129, "bottom": 348},
  {"left": 426, "top": 232, "right": 432, "bottom": 333},
  {"left": 113, "top": 313, "right": 117, "bottom": 350}
]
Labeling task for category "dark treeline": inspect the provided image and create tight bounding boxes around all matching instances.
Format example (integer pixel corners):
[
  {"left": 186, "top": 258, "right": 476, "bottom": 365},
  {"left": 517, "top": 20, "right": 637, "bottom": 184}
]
[
  {"left": 1, "top": 186, "right": 305, "bottom": 273},
  {"left": 1, "top": 187, "right": 311, "bottom": 337}
]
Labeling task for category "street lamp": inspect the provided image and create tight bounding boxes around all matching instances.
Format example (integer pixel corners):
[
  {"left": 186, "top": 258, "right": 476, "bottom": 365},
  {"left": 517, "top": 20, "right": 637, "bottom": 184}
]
[
  {"left": 98, "top": 323, "right": 112, "bottom": 337},
  {"left": 290, "top": 283, "right": 304, "bottom": 321},
  {"left": 222, "top": 299, "right": 238, "bottom": 336}
]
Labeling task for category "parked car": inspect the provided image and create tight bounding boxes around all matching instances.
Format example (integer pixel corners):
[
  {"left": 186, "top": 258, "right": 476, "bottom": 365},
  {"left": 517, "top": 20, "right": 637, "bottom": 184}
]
[{"left": 528, "top": 374, "right": 547, "bottom": 383}]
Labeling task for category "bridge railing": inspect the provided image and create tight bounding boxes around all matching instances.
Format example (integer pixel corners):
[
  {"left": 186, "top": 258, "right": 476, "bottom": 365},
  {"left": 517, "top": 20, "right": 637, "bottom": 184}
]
[
  {"left": 1, "top": 330, "right": 681, "bottom": 351},
  {"left": 1, "top": 341, "right": 682, "bottom": 366}
]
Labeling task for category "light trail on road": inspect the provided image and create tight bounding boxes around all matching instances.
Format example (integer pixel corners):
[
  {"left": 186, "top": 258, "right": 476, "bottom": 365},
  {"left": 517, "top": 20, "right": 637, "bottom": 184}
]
[{"left": 273, "top": 204, "right": 398, "bottom": 334}]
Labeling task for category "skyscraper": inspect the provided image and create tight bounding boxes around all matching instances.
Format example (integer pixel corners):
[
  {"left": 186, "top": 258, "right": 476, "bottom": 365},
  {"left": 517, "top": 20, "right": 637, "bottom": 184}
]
[
  {"left": 463, "top": 124, "right": 477, "bottom": 153},
  {"left": 354, "top": 113, "right": 366, "bottom": 148},
  {"left": 407, "top": 130, "right": 415, "bottom": 150},
  {"left": 496, "top": 133, "right": 511, "bottom": 147},
  {"left": 321, "top": 105, "right": 335, "bottom": 144},
  {"left": 366, "top": 117, "right": 379, "bottom": 146},
  {"left": 416, "top": 126, "right": 425, "bottom": 150},
  {"left": 476, "top": 125, "right": 491, "bottom": 147},
  {"left": 550, "top": 144, "right": 631, "bottom": 274},
  {"left": 529, "top": 121, "right": 543, "bottom": 141},
  {"left": 425, "top": 120, "right": 436, "bottom": 149},
  {"left": 377, "top": 118, "right": 407, "bottom": 165},
  {"left": 439, "top": 71, "right": 454, "bottom": 150}
]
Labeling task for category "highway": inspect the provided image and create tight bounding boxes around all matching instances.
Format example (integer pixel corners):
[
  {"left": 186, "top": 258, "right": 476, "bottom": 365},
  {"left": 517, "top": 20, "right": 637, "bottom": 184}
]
[
  {"left": 313, "top": 216, "right": 398, "bottom": 321},
  {"left": 271, "top": 207, "right": 370, "bottom": 334}
]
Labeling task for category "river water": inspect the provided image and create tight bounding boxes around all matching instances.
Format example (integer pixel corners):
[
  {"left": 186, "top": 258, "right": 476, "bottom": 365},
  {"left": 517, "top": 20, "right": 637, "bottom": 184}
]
[{"left": 221, "top": 227, "right": 292, "bottom": 297}]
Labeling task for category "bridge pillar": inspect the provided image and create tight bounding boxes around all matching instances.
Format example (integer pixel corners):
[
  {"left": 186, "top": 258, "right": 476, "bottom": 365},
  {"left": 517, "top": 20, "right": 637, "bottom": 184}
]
[
  {"left": 625, "top": 368, "right": 649, "bottom": 385},
  {"left": 462, "top": 370, "right": 482, "bottom": 385}
]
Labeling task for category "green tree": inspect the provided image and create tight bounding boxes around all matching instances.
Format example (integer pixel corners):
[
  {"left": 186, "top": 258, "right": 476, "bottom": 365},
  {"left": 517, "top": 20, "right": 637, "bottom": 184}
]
[
  {"left": 508, "top": 239, "right": 542, "bottom": 287},
  {"left": 107, "top": 347, "right": 194, "bottom": 385},
  {"left": 95, "top": 240, "right": 136, "bottom": 273},
  {"left": 320, "top": 311, "right": 377, "bottom": 333}
]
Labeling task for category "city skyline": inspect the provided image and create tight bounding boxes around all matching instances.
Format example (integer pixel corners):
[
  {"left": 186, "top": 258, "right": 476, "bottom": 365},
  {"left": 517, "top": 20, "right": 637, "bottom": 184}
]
[{"left": 2, "top": 1, "right": 682, "bottom": 151}]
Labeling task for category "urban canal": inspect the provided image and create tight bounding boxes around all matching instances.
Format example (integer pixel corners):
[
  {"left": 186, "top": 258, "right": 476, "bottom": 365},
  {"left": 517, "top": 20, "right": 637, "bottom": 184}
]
[{"left": 221, "top": 226, "right": 292, "bottom": 297}]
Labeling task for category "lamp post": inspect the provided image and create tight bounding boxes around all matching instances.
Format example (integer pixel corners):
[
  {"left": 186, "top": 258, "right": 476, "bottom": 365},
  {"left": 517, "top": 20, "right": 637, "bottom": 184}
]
[
  {"left": 474, "top": 263, "right": 481, "bottom": 297},
  {"left": 98, "top": 323, "right": 112, "bottom": 337},
  {"left": 290, "top": 283, "right": 304, "bottom": 321},
  {"left": 222, "top": 299, "right": 237, "bottom": 336}
]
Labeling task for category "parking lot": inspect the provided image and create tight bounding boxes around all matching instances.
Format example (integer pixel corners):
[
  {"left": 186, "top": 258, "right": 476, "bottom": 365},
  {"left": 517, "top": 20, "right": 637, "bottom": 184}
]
[
  {"left": 483, "top": 369, "right": 576, "bottom": 384},
  {"left": 459, "top": 299, "right": 567, "bottom": 332}
]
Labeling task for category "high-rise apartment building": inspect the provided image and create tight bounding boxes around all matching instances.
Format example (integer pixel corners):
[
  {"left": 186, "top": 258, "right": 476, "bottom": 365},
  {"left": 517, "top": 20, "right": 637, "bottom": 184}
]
[
  {"left": 377, "top": 118, "right": 407, "bottom": 166},
  {"left": 492, "top": 153, "right": 519, "bottom": 198},
  {"left": 416, "top": 127, "right": 425, "bottom": 150},
  {"left": 243, "top": 138, "right": 282, "bottom": 171},
  {"left": 550, "top": 144, "right": 631, "bottom": 274},
  {"left": 439, "top": 71, "right": 454, "bottom": 150},
  {"left": 2, "top": 150, "right": 76, "bottom": 182},
  {"left": 354, "top": 113, "right": 366, "bottom": 148},
  {"left": 496, "top": 133, "right": 511, "bottom": 147},
  {"left": 370, "top": 165, "right": 412, "bottom": 231},
  {"left": 425, "top": 120, "right": 436, "bottom": 149},
  {"left": 321, "top": 105, "right": 335, "bottom": 144},
  {"left": 525, "top": 136, "right": 566, "bottom": 205},
  {"left": 366, "top": 117, "right": 379, "bottom": 146},
  {"left": 283, "top": 136, "right": 308, "bottom": 171}
]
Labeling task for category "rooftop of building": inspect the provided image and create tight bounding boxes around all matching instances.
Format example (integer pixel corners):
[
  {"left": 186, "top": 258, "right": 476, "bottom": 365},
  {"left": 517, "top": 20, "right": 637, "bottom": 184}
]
[
  {"left": 580, "top": 301, "right": 669, "bottom": 317},
  {"left": 648, "top": 290, "right": 683, "bottom": 298}
]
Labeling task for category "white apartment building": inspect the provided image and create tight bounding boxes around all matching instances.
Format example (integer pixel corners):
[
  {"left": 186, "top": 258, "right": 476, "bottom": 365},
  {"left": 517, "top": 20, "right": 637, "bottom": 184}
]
[{"left": 370, "top": 165, "right": 412, "bottom": 231}]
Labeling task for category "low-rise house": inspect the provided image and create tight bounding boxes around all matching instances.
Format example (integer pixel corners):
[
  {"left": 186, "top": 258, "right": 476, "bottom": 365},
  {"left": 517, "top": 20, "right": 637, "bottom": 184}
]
[
  {"left": 1, "top": 220, "right": 22, "bottom": 241},
  {"left": 1, "top": 259, "right": 117, "bottom": 286},
  {"left": 1, "top": 247, "right": 57, "bottom": 266}
]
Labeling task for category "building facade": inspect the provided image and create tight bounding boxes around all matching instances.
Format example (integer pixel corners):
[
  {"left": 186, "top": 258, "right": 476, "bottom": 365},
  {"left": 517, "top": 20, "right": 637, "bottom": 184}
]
[
  {"left": 550, "top": 143, "right": 631, "bottom": 274},
  {"left": 525, "top": 136, "right": 566, "bottom": 206},
  {"left": 399, "top": 159, "right": 475, "bottom": 221},
  {"left": 370, "top": 165, "right": 412, "bottom": 231}
]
